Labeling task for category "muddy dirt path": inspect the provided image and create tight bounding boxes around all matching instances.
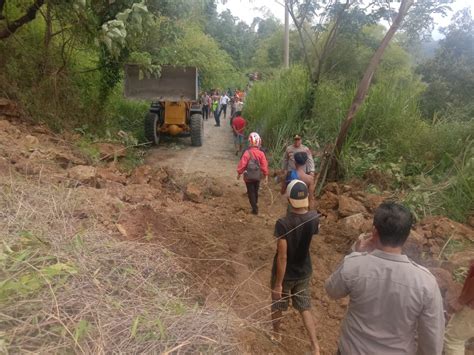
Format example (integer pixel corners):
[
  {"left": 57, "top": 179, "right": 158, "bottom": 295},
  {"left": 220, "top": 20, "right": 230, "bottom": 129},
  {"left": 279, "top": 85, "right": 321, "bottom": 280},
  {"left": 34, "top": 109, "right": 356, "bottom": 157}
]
[
  {"left": 145, "top": 116, "right": 238, "bottom": 178},
  {"left": 144, "top": 116, "right": 346, "bottom": 354}
]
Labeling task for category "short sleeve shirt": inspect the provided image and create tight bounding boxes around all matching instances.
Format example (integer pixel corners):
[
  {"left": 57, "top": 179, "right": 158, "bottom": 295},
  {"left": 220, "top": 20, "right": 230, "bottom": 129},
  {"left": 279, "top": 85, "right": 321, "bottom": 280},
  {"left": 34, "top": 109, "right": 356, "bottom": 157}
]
[
  {"left": 220, "top": 95, "right": 230, "bottom": 105},
  {"left": 272, "top": 211, "right": 319, "bottom": 280},
  {"left": 232, "top": 116, "right": 246, "bottom": 135}
]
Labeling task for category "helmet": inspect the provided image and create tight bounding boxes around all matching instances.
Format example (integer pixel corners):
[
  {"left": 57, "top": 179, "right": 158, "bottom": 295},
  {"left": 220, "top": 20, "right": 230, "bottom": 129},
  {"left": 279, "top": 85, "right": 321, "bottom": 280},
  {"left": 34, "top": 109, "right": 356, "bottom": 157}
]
[{"left": 248, "top": 132, "right": 261, "bottom": 147}]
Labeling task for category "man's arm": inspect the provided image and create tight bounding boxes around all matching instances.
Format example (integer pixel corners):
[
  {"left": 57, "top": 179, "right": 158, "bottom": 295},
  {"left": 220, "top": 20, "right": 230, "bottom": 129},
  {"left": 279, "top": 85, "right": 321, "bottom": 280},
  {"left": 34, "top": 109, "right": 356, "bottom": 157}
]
[
  {"left": 325, "top": 261, "right": 350, "bottom": 299},
  {"left": 237, "top": 151, "right": 249, "bottom": 176},
  {"left": 417, "top": 284, "right": 445, "bottom": 355},
  {"left": 273, "top": 238, "right": 288, "bottom": 300}
]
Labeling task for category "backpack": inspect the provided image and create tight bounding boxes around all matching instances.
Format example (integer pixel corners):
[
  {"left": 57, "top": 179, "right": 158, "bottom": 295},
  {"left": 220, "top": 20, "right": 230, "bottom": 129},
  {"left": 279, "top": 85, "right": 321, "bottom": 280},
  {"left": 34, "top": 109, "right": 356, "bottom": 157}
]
[{"left": 244, "top": 150, "right": 261, "bottom": 181}]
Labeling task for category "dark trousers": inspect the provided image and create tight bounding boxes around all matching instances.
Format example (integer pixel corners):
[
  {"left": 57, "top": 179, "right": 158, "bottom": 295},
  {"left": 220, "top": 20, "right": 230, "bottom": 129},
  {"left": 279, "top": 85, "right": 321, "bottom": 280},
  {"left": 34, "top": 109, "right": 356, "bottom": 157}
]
[
  {"left": 202, "top": 105, "right": 209, "bottom": 120},
  {"left": 214, "top": 108, "right": 220, "bottom": 126},
  {"left": 218, "top": 104, "right": 227, "bottom": 118},
  {"left": 245, "top": 181, "right": 260, "bottom": 212}
]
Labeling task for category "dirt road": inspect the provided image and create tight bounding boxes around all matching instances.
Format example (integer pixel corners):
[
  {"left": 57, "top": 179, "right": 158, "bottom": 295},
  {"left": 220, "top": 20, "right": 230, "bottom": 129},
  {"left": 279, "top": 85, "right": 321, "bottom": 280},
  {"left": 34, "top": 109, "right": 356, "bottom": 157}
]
[
  {"left": 143, "top": 115, "right": 347, "bottom": 354},
  {"left": 146, "top": 116, "right": 238, "bottom": 178}
]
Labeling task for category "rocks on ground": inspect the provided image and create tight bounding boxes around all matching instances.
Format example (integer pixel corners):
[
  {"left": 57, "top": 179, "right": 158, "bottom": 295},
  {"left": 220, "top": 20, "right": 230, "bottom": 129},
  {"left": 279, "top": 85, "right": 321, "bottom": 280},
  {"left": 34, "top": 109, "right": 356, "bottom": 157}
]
[
  {"left": 0, "top": 98, "right": 20, "bottom": 118},
  {"left": 93, "top": 142, "right": 126, "bottom": 161},
  {"left": 185, "top": 182, "right": 204, "bottom": 203},
  {"left": 338, "top": 195, "right": 367, "bottom": 218},
  {"left": 68, "top": 165, "right": 97, "bottom": 186},
  {"left": 316, "top": 180, "right": 474, "bottom": 302}
]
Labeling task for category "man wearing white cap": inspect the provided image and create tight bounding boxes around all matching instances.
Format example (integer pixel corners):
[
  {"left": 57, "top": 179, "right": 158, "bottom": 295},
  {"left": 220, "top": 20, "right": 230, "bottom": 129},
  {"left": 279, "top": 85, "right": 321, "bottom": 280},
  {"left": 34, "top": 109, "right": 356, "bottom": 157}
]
[{"left": 270, "top": 180, "right": 321, "bottom": 355}]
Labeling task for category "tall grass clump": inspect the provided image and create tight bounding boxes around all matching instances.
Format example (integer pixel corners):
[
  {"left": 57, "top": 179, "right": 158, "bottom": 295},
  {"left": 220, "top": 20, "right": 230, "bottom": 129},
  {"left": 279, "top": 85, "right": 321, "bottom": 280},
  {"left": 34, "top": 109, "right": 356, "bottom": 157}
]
[
  {"left": 243, "top": 66, "right": 310, "bottom": 165},
  {"left": 104, "top": 85, "right": 150, "bottom": 142},
  {"left": 403, "top": 142, "right": 474, "bottom": 222}
]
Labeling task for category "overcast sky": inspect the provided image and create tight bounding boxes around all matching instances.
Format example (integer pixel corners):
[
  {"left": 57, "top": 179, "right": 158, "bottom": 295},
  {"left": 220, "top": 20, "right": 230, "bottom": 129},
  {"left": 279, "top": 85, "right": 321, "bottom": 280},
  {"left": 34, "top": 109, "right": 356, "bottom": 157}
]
[{"left": 217, "top": 0, "right": 474, "bottom": 37}]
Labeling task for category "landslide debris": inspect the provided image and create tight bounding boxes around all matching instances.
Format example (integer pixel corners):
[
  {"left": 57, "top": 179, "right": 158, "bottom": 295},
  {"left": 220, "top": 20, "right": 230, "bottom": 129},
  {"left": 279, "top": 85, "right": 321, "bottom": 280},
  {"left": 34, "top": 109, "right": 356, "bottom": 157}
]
[{"left": 1, "top": 105, "right": 472, "bottom": 354}]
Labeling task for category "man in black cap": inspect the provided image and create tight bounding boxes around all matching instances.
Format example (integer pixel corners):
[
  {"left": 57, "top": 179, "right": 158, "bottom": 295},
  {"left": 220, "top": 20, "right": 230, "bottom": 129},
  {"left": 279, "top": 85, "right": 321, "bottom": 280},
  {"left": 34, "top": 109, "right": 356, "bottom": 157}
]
[{"left": 270, "top": 180, "right": 320, "bottom": 355}]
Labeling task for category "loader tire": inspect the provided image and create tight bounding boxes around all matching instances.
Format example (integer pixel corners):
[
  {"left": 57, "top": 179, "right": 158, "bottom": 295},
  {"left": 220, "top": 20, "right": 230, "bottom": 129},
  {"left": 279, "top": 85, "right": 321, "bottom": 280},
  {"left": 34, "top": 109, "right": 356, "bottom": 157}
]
[
  {"left": 144, "top": 112, "right": 160, "bottom": 145},
  {"left": 190, "top": 114, "right": 203, "bottom": 147}
]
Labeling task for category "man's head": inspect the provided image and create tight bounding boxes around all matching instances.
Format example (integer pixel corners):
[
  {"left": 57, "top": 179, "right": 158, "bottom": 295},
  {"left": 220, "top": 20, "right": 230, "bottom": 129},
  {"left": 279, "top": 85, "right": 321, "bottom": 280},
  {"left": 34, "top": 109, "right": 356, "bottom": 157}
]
[
  {"left": 294, "top": 152, "right": 308, "bottom": 167},
  {"left": 373, "top": 202, "right": 413, "bottom": 247},
  {"left": 294, "top": 135, "right": 302, "bottom": 147},
  {"left": 286, "top": 180, "right": 309, "bottom": 209}
]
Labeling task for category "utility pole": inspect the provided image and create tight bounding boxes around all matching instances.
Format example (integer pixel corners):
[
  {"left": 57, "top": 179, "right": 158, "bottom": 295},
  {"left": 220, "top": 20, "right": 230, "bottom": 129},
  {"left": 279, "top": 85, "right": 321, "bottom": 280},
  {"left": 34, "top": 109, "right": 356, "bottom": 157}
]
[{"left": 284, "top": 0, "right": 289, "bottom": 68}]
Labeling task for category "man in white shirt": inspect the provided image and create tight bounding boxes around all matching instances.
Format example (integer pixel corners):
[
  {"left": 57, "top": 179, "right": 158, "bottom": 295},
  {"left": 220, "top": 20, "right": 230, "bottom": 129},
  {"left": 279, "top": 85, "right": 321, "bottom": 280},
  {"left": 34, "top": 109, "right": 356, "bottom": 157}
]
[{"left": 218, "top": 93, "right": 230, "bottom": 119}]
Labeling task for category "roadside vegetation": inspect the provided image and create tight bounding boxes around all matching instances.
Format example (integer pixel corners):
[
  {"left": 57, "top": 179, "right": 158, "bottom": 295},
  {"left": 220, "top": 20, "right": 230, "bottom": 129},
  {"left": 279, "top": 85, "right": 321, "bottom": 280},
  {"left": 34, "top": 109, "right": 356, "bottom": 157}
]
[
  {"left": 0, "top": 176, "right": 237, "bottom": 353},
  {"left": 244, "top": 8, "right": 474, "bottom": 222}
]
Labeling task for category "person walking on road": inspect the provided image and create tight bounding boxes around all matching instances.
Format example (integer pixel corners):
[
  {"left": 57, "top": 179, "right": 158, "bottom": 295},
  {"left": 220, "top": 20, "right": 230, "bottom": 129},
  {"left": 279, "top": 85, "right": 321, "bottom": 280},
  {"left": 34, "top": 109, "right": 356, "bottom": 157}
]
[
  {"left": 271, "top": 180, "right": 321, "bottom": 355},
  {"left": 444, "top": 259, "right": 474, "bottom": 355},
  {"left": 237, "top": 132, "right": 268, "bottom": 215},
  {"left": 282, "top": 135, "right": 316, "bottom": 177},
  {"left": 201, "top": 92, "right": 210, "bottom": 120},
  {"left": 230, "top": 94, "right": 236, "bottom": 118},
  {"left": 325, "top": 202, "right": 445, "bottom": 355},
  {"left": 208, "top": 94, "right": 212, "bottom": 118},
  {"left": 212, "top": 96, "right": 220, "bottom": 127},
  {"left": 232, "top": 113, "right": 246, "bottom": 156},
  {"left": 218, "top": 92, "right": 230, "bottom": 119}
]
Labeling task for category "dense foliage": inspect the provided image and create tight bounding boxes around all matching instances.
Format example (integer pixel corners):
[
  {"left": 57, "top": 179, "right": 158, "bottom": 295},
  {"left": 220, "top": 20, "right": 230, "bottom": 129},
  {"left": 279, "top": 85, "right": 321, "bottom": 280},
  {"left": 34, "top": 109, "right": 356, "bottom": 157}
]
[
  {"left": 243, "top": 9, "right": 473, "bottom": 222},
  {"left": 0, "top": 0, "right": 258, "bottom": 135},
  {"left": 417, "top": 8, "right": 474, "bottom": 122}
]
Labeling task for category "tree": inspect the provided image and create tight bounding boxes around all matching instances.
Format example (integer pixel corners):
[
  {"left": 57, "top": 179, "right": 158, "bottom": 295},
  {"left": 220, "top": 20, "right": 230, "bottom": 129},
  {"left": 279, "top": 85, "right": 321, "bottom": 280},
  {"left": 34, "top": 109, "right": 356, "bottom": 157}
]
[
  {"left": 310, "top": 0, "right": 453, "bottom": 185},
  {"left": 0, "top": 0, "right": 45, "bottom": 39},
  {"left": 418, "top": 8, "right": 474, "bottom": 121},
  {"left": 205, "top": 9, "right": 256, "bottom": 69},
  {"left": 332, "top": 0, "right": 414, "bottom": 160}
]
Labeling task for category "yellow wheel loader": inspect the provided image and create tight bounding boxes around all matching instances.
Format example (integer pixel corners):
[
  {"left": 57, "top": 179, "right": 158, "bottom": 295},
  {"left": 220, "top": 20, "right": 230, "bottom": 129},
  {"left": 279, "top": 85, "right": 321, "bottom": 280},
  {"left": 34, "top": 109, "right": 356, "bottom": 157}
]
[{"left": 124, "top": 65, "right": 203, "bottom": 146}]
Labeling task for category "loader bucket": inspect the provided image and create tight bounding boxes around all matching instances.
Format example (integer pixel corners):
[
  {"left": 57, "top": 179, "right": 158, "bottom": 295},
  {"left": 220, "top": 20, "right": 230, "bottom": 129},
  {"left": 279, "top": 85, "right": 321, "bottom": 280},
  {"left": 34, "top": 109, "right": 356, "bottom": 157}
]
[{"left": 124, "top": 65, "right": 198, "bottom": 101}]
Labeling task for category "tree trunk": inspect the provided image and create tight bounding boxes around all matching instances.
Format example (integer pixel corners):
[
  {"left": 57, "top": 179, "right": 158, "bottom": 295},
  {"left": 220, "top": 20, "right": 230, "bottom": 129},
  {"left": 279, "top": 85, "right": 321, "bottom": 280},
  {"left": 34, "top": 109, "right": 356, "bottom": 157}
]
[
  {"left": 42, "top": 1, "right": 52, "bottom": 76},
  {"left": 0, "top": 0, "right": 45, "bottom": 39},
  {"left": 324, "top": 0, "right": 414, "bottom": 181}
]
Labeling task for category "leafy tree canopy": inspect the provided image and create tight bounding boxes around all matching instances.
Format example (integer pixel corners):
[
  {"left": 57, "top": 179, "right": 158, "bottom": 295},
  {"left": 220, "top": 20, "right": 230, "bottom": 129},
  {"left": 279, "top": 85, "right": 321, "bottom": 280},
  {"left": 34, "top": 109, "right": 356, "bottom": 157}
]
[{"left": 418, "top": 8, "right": 474, "bottom": 121}]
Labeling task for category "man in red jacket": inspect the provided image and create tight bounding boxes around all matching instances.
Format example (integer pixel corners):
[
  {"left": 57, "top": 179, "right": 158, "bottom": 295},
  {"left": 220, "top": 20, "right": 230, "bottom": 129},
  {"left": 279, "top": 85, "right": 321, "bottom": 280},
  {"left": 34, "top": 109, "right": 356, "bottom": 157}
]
[{"left": 237, "top": 132, "right": 269, "bottom": 215}]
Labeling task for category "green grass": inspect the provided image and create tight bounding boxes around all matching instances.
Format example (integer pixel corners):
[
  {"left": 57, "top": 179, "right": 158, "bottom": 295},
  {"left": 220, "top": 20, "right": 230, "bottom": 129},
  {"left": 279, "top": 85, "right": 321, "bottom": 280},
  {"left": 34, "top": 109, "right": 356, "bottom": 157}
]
[
  {"left": 243, "top": 66, "right": 310, "bottom": 167},
  {"left": 243, "top": 66, "right": 474, "bottom": 221}
]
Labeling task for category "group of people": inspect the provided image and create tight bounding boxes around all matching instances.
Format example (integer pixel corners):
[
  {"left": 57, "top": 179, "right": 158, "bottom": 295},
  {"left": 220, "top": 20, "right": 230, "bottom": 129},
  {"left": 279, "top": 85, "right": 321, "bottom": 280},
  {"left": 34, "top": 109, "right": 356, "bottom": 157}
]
[
  {"left": 234, "top": 132, "right": 473, "bottom": 354},
  {"left": 200, "top": 90, "right": 245, "bottom": 128},
  {"left": 237, "top": 134, "right": 316, "bottom": 215}
]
